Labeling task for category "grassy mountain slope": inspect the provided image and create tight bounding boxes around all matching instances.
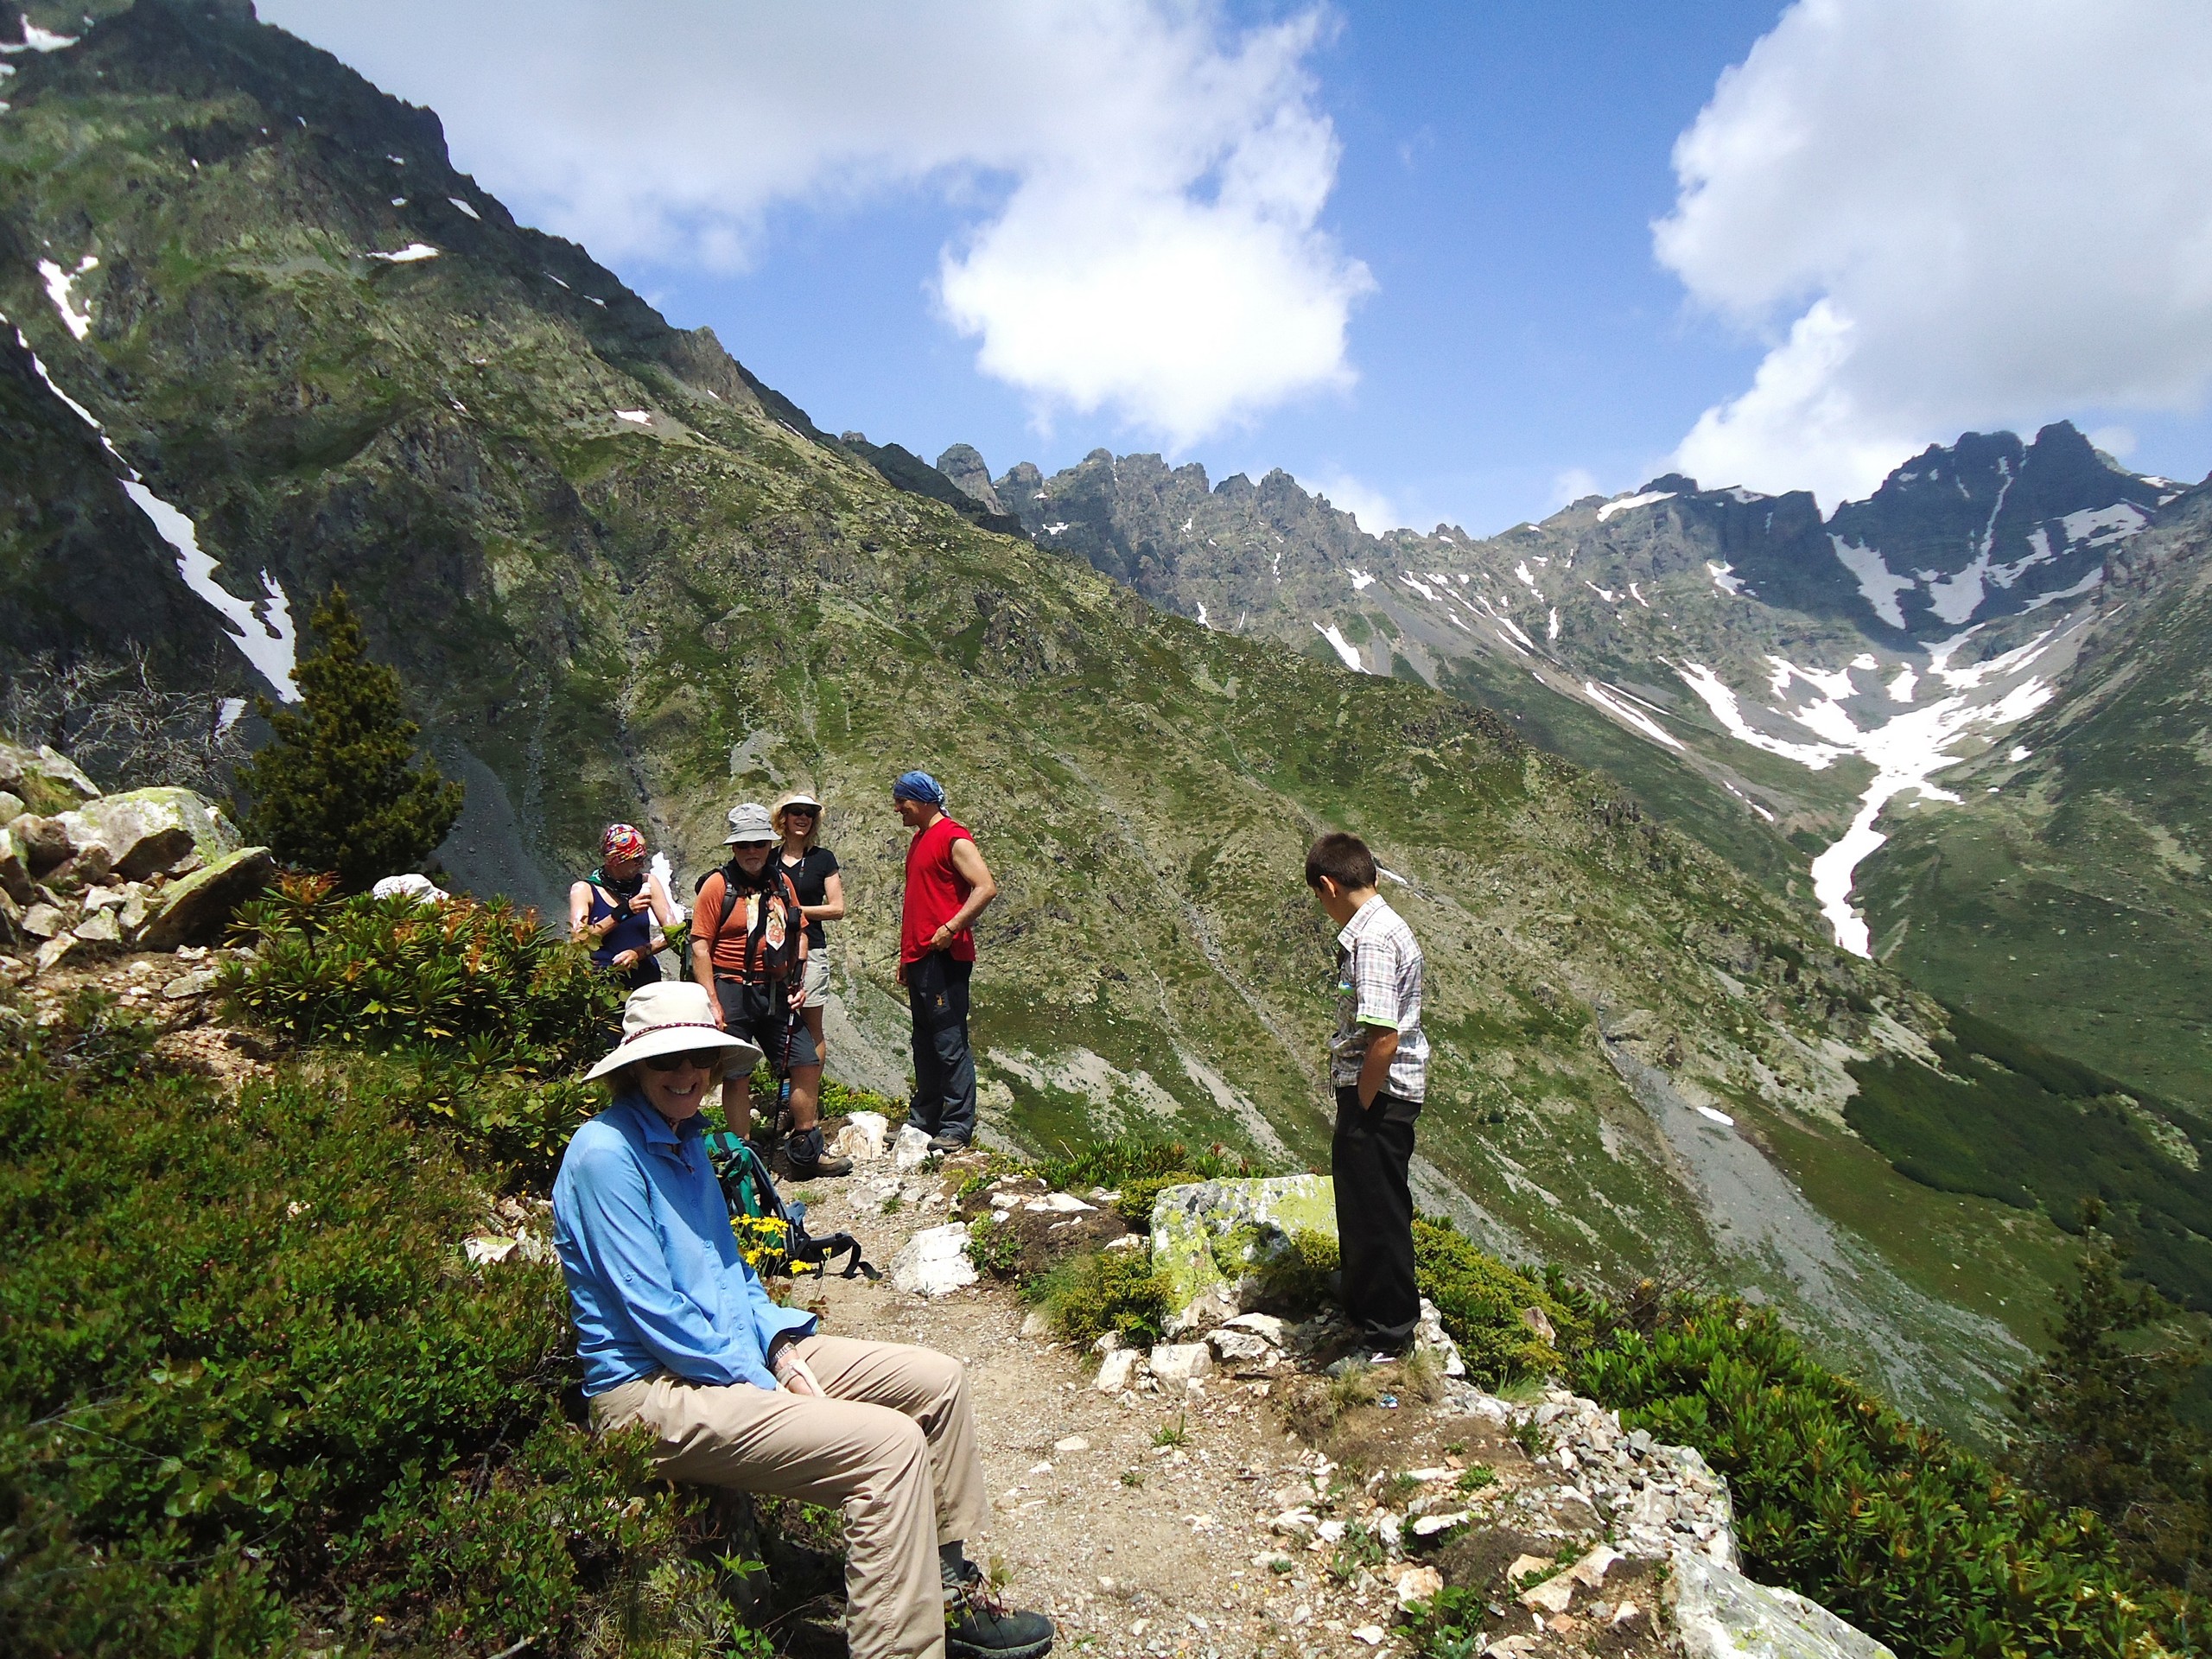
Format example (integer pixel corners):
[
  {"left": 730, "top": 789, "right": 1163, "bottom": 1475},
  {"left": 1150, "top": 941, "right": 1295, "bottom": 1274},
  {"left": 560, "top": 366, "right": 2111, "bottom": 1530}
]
[{"left": 4, "top": 0, "right": 2196, "bottom": 1429}]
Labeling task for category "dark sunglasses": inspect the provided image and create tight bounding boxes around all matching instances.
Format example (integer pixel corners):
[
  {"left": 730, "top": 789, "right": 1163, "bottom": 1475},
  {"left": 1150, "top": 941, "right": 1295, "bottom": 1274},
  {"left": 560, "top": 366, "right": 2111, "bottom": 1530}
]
[
  {"left": 644, "top": 1048, "right": 723, "bottom": 1074},
  {"left": 785, "top": 805, "right": 818, "bottom": 817}
]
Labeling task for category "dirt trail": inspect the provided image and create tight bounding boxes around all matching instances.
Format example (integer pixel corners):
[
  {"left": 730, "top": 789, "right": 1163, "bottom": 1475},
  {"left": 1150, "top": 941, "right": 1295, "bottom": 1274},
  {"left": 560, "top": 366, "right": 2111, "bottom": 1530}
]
[
  {"left": 791, "top": 1155, "right": 1676, "bottom": 1659},
  {"left": 801, "top": 1170, "right": 1383, "bottom": 1659}
]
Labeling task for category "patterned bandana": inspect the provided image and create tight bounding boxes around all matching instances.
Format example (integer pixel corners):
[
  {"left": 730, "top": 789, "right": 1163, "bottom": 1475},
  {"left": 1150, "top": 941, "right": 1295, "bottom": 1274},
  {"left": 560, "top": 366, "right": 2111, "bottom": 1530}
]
[
  {"left": 892, "top": 770, "right": 945, "bottom": 805},
  {"left": 601, "top": 823, "right": 648, "bottom": 862}
]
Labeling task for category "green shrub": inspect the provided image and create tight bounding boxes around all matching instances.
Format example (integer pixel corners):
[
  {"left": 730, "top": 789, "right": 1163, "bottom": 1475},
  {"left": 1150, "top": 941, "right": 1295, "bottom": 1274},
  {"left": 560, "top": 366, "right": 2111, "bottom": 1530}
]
[
  {"left": 1412, "top": 1217, "right": 1574, "bottom": 1386},
  {"left": 1027, "top": 1249, "right": 1173, "bottom": 1348},
  {"left": 0, "top": 1039, "right": 740, "bottom": 1656},
  {"left": 965, "top": 1214, "right": 1023, "bottom": 1280},
  {"left": 1568, "top": 1294, "right": 2200, "bottom": 1658},
  {"left": 223, "top": 873, "right": 621, "bottom": 1073}
]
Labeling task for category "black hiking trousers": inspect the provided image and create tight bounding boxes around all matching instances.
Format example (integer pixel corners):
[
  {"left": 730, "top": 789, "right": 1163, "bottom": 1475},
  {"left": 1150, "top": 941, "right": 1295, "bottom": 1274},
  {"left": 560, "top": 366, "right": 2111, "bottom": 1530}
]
[
  {"left": 1332, "top": 1086, "right": 1422, "bottom": 1351},
  {"left": 905, "top": 951, "right": 976, "bottom": 1144}
]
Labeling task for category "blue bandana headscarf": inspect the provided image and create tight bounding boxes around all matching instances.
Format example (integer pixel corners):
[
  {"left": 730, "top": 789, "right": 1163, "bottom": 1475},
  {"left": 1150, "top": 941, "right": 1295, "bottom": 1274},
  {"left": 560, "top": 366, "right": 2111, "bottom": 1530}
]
[{"left": 893, "top": 770, "right": 945, "bottom": 805}]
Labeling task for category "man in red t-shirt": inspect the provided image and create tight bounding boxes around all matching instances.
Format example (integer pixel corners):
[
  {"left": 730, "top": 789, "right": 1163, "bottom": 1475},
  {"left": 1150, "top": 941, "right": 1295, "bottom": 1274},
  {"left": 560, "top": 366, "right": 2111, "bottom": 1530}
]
[{"left": 893, "top": 771, "right": 997, "bottom": 1151}]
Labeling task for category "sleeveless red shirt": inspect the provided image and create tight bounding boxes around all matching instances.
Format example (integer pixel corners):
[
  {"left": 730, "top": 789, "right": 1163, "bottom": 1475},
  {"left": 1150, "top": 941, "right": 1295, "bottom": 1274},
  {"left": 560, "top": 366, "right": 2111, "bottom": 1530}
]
[{"left": 900, "top": 814, "right": 977, "bottom": 964}]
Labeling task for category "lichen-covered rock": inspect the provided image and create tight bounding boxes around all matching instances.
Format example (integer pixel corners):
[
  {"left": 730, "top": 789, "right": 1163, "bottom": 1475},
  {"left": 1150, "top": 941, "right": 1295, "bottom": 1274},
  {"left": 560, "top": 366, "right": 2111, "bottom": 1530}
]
[
  {"left": 0, "top": 823, "right": 29, "bottom": 904},
  {"left": 1668, "top": 1548, "right": 1895, "bottom": 1659},
  {"left": 0, "top": 743, "right": 99, "bottom": 816},
  {"left": 58, "top": 788, "right": 239, "bottom": 880},
  {"left": 10, "top": 814, "right": 70, "bottom": 875},
  {"left": 139, "top": 846, "right": 276, "bottom": 950},
  {"left": 1149, "top": 1174, "right": 1338, "bottom": 1319}
]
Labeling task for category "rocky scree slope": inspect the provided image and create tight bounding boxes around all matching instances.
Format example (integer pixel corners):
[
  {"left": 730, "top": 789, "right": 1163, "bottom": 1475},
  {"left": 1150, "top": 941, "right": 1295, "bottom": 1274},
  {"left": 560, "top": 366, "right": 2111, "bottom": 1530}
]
[
  {"left": 0, "top": 0, "right": 2139, "bottom": 1430},
  {"left": 965, "top": 428, "right": 2209, "bottom": 1107}
]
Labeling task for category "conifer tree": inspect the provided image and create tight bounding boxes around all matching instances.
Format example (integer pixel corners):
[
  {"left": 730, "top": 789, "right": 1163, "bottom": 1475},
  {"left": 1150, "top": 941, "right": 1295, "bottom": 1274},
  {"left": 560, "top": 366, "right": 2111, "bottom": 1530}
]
[
  {"left": 2006, "top": 1202, "right": 2212, "bottom": 1588},
  {"left": 236, "top": 587, "right": 464, "bottom": 892}
]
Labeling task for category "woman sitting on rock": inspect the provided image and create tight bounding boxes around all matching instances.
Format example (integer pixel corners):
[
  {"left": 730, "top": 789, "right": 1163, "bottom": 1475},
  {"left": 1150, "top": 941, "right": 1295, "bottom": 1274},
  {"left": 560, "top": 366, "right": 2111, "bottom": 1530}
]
[
  {"left": 569, "top": 823, "right": 677, "bottom": 991},
  {"left": 552, "top": 981, "right": 1055, "bottom": 1659}
]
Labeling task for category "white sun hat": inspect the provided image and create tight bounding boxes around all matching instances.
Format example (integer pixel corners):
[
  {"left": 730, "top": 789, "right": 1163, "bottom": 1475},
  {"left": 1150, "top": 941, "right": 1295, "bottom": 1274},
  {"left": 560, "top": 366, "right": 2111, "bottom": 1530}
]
[{"left": 583, "top": 981, "right": 763, "bottom": 1082}]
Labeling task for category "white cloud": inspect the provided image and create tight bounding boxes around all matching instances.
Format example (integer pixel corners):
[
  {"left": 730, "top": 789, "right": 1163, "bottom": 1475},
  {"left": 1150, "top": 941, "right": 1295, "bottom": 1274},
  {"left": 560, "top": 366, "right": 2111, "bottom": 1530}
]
[
  {"left": 261, "top": 0, "right": 1369, "bottom": 446},
  {"left": 1658, "top": 0, "right": 2212, "bottom": 506},
  {"left": 1301, "top": 470, "right": 1407, "bottom": 533},
  {"left": 1549, "top": 467, "right": 1601, "bottom": 510}
]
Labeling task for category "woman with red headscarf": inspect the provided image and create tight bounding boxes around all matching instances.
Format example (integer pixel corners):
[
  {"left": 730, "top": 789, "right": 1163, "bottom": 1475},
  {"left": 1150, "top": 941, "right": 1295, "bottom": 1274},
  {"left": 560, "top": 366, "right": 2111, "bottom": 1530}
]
[{"left": 569, "top": 823, "right": 679, "bottom": 990}]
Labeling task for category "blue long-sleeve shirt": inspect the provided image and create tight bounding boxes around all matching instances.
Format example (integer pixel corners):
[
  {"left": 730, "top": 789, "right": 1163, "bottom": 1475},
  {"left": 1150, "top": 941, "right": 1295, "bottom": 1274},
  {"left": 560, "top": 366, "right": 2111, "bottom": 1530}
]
[{"left": 552, "top": 1094, "right": 817, "bottom": 1395}]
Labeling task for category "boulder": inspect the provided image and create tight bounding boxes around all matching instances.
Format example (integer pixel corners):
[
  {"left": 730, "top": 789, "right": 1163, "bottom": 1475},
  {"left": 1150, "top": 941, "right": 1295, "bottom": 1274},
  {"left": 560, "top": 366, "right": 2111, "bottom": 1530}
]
[
  {"left": 1149, "top": 1174, "right": 1337, "bottom": 1319},
  {"left": 835, "top": 1111, "right": 889, "bottom": 1160},
  {"left": 1094, "top": 1348, "right": 1141, "bottom": 1392},
  {"left": 138, "top": 846, "right": 276, "bottom": 950},
  {"left": 20, "top": 902, "right": 67, "bottom": 939},
  {"left": 58, "top": 788, "right": 239, "bottom": 880},
  {"left": 0, "top": 743, "right": 99, "bottom": 815},
  {"left": 1148, "top": 1342, "right": 1212, "bottom": 1383},
  {"left": 371, "top": 873, "right": 447, "bottom": 904},
  {"left": 0, "top": 823, "right": 29, "bottom": 903},
  {"left": 893, "top": 1124, "right": 934, "bottom": 1171},
  {"left": 1667, "top": 1548, "right": 1895, "bottom": 1659},
  {"left": 888, "top": 1223, "right": 978, "bottom": 1296},
  {"left": 1205, "top": 1328, "right": 1276, "bottom": 1368},
  {"left": 72, "top": 909, "right": 122, "bottom": 946},
  {"left": 0, "top": 791, "right": 22, "bottom": 822},
  {"left": 10, "top": 815, "right": 70, "bottom": 875}
]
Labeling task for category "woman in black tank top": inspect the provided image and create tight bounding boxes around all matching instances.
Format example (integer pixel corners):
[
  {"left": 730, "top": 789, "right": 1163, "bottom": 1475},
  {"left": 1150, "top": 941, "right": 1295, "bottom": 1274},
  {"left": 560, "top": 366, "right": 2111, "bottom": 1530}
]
[{"left": 773, "top": 791, "right": 843, "bottom": 1070}]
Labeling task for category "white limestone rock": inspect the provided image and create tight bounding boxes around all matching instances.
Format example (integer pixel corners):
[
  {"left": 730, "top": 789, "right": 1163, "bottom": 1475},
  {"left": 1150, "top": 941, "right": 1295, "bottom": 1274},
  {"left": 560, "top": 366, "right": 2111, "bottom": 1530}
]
[{"left": 888, "top": 1223, "right": 977, "bottom": 1296}]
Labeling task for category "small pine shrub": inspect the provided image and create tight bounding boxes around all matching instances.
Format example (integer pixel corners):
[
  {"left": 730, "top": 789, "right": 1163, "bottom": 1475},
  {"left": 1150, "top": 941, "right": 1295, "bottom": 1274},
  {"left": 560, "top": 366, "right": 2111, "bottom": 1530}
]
[
  {"left": 1412, "top": 1217, "right": 1575, "bottom": 1386},
  {"left": 233, "top": 587, "right": 464, "bottom": 893}
]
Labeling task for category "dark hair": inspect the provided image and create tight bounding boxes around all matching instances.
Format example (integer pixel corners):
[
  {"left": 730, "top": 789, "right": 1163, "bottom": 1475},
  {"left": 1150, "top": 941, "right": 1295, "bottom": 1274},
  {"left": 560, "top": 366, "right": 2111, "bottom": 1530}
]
[{"left": 1304, "top": 831, "right": 1376, "bottom": 893}]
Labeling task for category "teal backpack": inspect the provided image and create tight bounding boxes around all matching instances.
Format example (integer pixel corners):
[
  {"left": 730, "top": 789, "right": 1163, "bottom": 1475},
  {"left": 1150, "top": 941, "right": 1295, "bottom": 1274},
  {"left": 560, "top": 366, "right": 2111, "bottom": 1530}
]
[{"left": 702, "top": 1129, "right": 872, "bottom": 1281}]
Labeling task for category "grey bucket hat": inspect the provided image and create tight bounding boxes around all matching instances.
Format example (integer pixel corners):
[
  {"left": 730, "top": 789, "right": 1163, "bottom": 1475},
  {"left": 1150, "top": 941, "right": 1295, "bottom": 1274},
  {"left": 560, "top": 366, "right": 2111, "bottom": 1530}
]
[{"left": 723, "top": 801, "right": 776, "bottom": 844}]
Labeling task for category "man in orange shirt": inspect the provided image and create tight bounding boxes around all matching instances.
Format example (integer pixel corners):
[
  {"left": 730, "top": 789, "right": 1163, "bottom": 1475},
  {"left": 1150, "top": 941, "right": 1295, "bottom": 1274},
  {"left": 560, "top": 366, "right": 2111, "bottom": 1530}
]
[
  {"left": 893, "top": 772, "right": 996, "bottom": 1153},
  {"left": 695, "top": 802, "right": 850, "bottom": 1180}
]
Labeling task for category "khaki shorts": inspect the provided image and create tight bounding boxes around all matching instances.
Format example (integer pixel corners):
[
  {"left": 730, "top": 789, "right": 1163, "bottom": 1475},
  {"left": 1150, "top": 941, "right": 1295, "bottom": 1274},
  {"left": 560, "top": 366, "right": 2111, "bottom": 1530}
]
[{"left": 799, "top": 952, "right": 830, "bottom": 1009}]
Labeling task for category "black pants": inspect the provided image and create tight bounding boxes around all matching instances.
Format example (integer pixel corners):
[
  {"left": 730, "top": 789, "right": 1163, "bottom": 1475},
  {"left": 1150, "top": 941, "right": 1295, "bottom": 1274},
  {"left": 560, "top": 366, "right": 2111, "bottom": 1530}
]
[
  {"left": 906, "top": 952, "right": 976, "bottom": 1142},
  {"left": 1333, "top": 1086, "right": 1421, "bottom": 1351}
]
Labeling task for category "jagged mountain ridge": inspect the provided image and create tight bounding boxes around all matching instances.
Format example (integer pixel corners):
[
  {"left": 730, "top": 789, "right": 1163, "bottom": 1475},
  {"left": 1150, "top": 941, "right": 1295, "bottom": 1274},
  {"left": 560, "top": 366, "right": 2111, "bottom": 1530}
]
[
  {"left": 964, "top": 428, "right": 2209, "bottom": 1103},
  {"left": 3, "top": 0, "right": 2194, "bottom": 1427}
]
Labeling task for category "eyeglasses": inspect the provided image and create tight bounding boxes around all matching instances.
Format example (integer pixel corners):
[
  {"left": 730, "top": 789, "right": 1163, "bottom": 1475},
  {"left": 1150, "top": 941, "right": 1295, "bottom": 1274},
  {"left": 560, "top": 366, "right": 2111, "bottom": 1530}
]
[
  {"left": 644, "top": 1048, "right": 723, "bottom": 1073},
  {"left": 785, "top": 806, "right": 818, "bottom": 817}
]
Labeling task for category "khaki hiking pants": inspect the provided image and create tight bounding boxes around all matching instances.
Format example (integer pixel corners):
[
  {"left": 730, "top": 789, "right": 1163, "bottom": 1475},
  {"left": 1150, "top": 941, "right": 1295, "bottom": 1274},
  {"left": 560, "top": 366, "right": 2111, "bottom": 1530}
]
[{"left": 589, "top": 1334, "right": 987, "bottom": 1659}]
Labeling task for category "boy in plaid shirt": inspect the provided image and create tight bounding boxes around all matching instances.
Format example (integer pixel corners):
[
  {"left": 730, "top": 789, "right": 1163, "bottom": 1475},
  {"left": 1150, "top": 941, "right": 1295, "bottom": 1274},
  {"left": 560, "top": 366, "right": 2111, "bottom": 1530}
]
[{"left": 1306, "top": 830, "right": 1429, "bottom": 1356}]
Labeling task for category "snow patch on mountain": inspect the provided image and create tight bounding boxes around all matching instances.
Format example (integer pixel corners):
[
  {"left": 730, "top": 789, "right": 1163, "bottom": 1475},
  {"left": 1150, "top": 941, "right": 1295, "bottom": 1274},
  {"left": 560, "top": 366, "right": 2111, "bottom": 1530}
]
[
  {"left": 1313, "top": 622, "right": 1363, "bottom": 672},
  {"left": 1595, "top": 489, "right": 1675, "bottom": 523},
  {"left": 2061, "top": 503, "right": 2146, "bottom": 547},
  {"left": 1707, "top": 562, "right": 1745, "bottom": 596},
  {"left": 1582, "top": 682, "right": 1681, "bottom": 750},
  {"left": 1345, "top": 566, "right": 1374, "bottom": 591},
  {"left": 1677, "top": 665, "right": 1847, "bottom": 770},
  {"left": 38, "top": 255, "right": 95, "bottom": 340},
  {"left": 1830, "top": 537, "right": 1913, "bottom": 627},
  {"left": 367, "top": 242, "right": 440, "bottom": 262}
]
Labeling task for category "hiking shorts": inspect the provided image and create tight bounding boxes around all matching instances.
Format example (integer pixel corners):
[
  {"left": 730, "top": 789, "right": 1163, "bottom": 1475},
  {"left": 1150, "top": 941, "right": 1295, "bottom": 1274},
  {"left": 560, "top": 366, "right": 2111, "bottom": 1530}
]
[
  {"left": 714, "top": 977, "right": 821, "bottom": 1071},
  {"left": 798, "top": 954, "right": 830, "bottom": 1010}
]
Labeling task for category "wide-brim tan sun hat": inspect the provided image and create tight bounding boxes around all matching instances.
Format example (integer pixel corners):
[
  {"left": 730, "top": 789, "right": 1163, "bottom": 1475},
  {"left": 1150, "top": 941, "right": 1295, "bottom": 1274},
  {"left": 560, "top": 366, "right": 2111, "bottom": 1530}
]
[
  {"left": 772, "top": 790, "right": 823, "bottom": 830},
  {"left": 584, "top": 981, "right": 764, "bottom": 1082}
]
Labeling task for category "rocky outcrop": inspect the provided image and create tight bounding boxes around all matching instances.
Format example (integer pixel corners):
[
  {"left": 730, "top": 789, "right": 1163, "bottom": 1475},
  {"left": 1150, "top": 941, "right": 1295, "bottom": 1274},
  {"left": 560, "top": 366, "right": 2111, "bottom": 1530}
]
[
  {"left": 1668, "top": 1549, "right": 1896, "bottom": 1659},
  {"left": 0, "top": 743, "right": 273, "bottom": 981},
  {"left": 1150, "top": 1174, "right": 1338, "bottom": 1324}
]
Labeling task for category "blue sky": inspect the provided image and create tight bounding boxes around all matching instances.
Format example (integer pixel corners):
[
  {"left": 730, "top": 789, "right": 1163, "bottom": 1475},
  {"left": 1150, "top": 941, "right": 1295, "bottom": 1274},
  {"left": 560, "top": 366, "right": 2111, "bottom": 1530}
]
[
  {"left": 269, "top": 1, "right": 2212, "bottom": 535},
  {"left": 652, "top": 3, "right": 1787, "bottom": 535}
]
